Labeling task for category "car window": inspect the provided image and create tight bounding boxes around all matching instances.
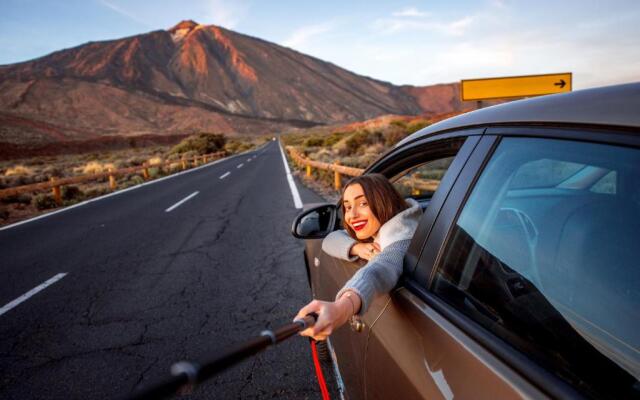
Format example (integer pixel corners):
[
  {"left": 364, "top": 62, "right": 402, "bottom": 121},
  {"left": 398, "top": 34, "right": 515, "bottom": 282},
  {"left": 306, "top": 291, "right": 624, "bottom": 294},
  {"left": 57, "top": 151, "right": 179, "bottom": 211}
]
[
  {"left": 431, "top": 137, "right": 640, "bottom": 399},
  {"left": 391, "top": 156, "right": 456, "bottom": 199}
]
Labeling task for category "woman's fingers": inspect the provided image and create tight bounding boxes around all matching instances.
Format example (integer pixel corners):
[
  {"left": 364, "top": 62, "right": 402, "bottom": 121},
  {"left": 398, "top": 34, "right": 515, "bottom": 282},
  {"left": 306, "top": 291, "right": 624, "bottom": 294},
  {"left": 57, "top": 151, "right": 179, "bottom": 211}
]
[{"left": 295, "top": 299, "right": 345, "bottom": 340}]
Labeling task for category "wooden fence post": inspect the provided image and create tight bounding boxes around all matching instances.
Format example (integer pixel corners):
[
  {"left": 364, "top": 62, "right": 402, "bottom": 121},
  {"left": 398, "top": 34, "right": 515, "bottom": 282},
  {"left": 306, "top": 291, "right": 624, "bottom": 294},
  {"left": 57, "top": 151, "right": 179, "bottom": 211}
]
[
  {"left": 108, "top": 169, "right": 117, "bottom": 191},
  {"left": 50, "top": 177, "right": 62, "bottom": 206},
  {"left": 143, "top": 164, "right": 150, "bottom": 180},
  {"left": 306, "top": 164, "right": 312, "bottom": 178},
  {"left": 333, "top": 164, "right": 341, "bottom": 190},
  {"left": 181, "top": 158, "right": 187, "bottom": 170},
  {"left": 193, "top": 155, "right": 198, "bottom": 167}
]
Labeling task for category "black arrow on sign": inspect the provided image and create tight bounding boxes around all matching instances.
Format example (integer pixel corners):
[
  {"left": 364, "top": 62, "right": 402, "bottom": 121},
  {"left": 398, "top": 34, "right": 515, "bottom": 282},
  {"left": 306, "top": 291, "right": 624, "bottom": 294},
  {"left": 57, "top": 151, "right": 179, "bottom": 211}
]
[{"left": 554, "top": 79, "right": 566, "bottom": 89}]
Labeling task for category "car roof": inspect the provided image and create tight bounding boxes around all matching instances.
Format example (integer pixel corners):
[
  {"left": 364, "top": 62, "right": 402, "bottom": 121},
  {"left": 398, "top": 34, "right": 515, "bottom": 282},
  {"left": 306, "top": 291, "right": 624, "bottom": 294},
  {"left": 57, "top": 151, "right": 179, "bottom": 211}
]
[{"left": 397, "top": 82, "right": 640, "bottom": 147}]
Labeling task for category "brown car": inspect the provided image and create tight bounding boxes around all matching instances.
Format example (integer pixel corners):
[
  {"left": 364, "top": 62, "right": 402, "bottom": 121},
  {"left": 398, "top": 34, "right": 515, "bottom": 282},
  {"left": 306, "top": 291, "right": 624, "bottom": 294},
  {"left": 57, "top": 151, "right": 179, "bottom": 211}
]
[{"left": 292, "top": 83, "right": 640, "bottom": 399}]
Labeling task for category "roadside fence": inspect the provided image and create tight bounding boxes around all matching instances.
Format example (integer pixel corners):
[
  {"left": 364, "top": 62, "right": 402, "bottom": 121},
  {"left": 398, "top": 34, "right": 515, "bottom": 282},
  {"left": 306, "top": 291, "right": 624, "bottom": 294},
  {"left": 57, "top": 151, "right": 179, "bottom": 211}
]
[
  {"left": 286, "top": 146, "right": 440, "bottom": 195},
  {"left": 286, "top": 146, "right": 363, "bottom": 190},
  {"left": 0, "top": 152, "right": 225, "bottom": 205}
]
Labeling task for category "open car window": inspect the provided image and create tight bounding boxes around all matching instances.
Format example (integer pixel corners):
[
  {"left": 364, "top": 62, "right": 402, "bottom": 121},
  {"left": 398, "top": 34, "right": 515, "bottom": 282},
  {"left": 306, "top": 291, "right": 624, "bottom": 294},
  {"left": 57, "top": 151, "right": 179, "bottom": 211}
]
[{"left": 391, "top": 156, "right": 456, "bottom": 205}]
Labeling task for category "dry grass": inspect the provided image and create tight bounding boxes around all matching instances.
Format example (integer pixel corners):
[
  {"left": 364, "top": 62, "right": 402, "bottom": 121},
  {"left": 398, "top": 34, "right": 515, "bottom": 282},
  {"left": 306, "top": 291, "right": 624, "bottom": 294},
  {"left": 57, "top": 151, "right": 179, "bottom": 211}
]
[
  {"left": 0, "top": 134, "right": 269, "bottom": 227},
  {"left": 4, "top": 165, "right": 35, "bottom": 176},
  {"left": 75, "top": 161, "right": 117, "bottom": 175}
]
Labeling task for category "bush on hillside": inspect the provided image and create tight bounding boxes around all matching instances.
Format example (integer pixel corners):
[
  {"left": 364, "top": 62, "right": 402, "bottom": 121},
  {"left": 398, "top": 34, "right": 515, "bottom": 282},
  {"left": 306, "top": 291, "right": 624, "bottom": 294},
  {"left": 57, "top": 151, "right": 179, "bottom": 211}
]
[
  {"left": 341, "top": 130, "right": 384, "bottom": 155},
  {"left": 170, "top": 133, "right": 227, "bottom": 155},
  {"left": 33, "top": 194, "right": 57, "bottom": 210},
  {"left": 62, "top": 185, "right": 84, "bottom": 201}
]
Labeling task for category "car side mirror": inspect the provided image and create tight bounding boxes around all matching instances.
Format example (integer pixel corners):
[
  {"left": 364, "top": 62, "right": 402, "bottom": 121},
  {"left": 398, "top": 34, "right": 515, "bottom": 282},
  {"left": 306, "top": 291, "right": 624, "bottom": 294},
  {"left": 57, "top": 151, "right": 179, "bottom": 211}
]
[{"left": 291, "top": 203, "right": 338, "bottom": 239}]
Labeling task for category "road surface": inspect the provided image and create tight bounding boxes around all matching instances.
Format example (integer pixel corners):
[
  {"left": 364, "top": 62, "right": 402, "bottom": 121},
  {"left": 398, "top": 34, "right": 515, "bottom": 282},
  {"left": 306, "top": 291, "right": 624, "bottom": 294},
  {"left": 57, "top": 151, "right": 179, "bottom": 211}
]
[{"left": 0, "top": 140, "right": 333, "bottom": 399}]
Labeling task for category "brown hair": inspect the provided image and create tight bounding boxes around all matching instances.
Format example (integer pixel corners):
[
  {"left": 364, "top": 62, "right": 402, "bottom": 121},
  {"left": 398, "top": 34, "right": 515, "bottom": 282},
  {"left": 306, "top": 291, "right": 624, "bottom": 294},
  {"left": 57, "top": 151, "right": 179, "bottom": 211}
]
[{"left": 341, "top": 173, "right": 408, "bottom": 240}]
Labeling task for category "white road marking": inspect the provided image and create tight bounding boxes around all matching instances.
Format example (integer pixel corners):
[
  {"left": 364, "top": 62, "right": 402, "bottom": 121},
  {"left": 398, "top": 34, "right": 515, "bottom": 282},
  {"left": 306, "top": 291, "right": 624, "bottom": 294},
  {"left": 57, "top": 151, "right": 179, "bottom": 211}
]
[
  {"left": 165, "top": 191, "right": 199, "bottom": 212},
  {"left": 0, "top": 148, "right": 256, "bottom": 232},
  {"left": 278, "top": 140, "right": 303, "bottom": 209},
  {"left": 247, "top": 158, "right": 251, "bottom": 162},
  {"left": 219, "top": 172, "right": 230, "bottom": 179},
  {"left": 237, "top": 163, "right": 244, "bottom": 169},
  {"left": 0, "top": 273, "right": 67, "bottom": 317}
]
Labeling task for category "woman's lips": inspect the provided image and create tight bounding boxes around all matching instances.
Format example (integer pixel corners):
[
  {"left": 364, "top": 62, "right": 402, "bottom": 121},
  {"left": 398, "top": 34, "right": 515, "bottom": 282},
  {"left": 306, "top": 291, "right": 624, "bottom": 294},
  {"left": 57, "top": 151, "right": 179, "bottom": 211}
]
[{"left": 351, "top": 220, "right": 367, "bottom": 231}]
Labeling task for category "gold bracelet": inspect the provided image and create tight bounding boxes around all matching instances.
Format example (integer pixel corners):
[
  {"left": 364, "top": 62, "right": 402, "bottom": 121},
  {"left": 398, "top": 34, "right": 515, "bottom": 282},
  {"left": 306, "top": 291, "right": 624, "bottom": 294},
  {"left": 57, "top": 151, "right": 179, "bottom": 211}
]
[{"left": 343, "top": 292, "right": 356, "bottom": 317}]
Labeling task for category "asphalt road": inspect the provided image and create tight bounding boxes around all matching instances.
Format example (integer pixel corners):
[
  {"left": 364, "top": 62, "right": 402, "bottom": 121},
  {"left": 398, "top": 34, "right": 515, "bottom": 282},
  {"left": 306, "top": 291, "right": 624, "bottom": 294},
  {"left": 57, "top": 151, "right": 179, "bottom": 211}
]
[{"left": 0, "top": 140, "right": 331, "bottom": 399}]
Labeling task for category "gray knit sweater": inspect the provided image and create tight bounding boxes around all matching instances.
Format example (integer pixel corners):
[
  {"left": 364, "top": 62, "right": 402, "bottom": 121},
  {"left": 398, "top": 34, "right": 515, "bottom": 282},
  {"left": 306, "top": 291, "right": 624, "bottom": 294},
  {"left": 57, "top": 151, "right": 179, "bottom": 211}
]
[{"left": 322, "top": 199, "right": 422, "bottom": 315}]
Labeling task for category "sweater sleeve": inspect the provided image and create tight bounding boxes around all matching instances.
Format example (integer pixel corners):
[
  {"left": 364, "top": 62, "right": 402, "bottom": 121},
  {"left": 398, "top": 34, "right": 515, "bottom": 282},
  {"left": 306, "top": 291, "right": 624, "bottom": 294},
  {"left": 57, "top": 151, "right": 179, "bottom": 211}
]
[
  {"left": 322, "top": 230, "right": 358, "bottom": 261},
  {"left": 336, "top": 239, "right": 410, "bottom": 315}
]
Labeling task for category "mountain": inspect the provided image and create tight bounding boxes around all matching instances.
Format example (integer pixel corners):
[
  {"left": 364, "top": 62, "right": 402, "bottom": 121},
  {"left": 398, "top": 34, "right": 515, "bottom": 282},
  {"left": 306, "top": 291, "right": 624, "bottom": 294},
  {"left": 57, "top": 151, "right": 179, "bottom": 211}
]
[{"left": 0, "top": 20, "right": 474, "bottom": 153}]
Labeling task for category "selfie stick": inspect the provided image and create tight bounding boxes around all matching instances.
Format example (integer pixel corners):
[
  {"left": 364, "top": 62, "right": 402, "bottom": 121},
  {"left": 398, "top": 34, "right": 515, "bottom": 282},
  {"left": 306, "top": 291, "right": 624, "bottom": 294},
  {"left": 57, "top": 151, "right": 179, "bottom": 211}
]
[{"left": 127, "top": 314, "right": 318, "bottom": 400}]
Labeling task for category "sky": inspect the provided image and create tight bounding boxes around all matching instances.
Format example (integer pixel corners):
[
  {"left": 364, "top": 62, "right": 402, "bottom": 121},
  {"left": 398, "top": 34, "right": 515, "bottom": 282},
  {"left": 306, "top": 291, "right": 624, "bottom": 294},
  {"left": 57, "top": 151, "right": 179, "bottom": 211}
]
[{"left": 1, "top": 0, "right": 639, "bottom": 90}]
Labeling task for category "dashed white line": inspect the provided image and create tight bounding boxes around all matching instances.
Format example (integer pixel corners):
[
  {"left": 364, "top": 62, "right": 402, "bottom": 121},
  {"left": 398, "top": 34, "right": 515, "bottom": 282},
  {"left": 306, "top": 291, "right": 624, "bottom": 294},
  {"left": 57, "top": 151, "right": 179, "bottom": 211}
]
[
  {"left": 0, "top": 273, "right": 67, "bottom": 317},
  {"left": 247, "top": 158, "right": 252, "bottom": 162},
  {"left": 165, "top": 191, "right": 199, "bottom": 212},
  {"left": 219, "top": 172, "right": 231, "bottom": 179},
  {"left": 278, "top": 140, "right": 303, "bottom": 209},
  {"left": 237, "top": 163, "right": 244, "bottom": 169}
]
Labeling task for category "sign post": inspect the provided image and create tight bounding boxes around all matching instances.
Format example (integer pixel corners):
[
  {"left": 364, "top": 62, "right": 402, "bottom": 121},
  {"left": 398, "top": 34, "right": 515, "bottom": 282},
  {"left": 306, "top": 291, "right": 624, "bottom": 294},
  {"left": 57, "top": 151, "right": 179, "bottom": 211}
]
[{"left": 461, "top": 73, "right": 572, "bottom": 107}]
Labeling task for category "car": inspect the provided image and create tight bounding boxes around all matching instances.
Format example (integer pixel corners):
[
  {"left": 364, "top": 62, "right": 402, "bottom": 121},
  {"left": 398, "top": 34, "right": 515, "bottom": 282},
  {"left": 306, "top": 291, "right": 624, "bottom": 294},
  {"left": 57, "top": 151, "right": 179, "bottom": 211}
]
[{"left": 291, "top": 82, "right": 640, "bottom": 400}]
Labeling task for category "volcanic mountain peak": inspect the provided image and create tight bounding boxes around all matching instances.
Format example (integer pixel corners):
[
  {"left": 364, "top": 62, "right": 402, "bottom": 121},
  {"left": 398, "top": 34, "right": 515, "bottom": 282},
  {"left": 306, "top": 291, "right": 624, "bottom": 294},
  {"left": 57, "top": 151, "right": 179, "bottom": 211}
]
[{"left": 169, "top": 20, "right": 201, "bottom": 43}]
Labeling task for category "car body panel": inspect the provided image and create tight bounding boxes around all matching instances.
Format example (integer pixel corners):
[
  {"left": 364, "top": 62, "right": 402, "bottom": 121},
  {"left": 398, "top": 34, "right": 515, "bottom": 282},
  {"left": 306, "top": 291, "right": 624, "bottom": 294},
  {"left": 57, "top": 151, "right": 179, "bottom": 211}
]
[{"left": 293, "top": 83, "right": 640, "bottom": 400}]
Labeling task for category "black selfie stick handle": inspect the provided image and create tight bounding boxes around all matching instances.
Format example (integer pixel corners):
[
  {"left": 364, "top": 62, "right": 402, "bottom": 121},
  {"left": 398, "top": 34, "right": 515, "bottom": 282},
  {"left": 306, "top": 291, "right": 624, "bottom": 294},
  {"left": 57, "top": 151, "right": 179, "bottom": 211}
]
[{"left": 128, "top": 313, "right": 317, "bottom": 400}]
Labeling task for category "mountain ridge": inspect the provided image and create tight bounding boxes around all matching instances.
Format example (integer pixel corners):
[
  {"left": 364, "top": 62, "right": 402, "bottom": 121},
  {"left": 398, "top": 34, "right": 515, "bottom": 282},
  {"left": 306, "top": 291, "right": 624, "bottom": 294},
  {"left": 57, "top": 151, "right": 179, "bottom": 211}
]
[{"left": 0, "top": 20, "right": 477, "bottom": 151}]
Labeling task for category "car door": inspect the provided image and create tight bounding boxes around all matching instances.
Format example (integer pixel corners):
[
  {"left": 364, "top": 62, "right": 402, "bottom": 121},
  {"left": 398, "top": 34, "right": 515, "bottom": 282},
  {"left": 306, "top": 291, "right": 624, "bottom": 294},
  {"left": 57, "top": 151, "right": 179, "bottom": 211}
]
[
  {"left": 364, "top": 130, "right": 640, "bottom": 399},
  {"left": 306, "top": 235, "right": 369, "bottom": 400},
  {"left": 311, "top": 131, "right": 481, "bottom": 400}
]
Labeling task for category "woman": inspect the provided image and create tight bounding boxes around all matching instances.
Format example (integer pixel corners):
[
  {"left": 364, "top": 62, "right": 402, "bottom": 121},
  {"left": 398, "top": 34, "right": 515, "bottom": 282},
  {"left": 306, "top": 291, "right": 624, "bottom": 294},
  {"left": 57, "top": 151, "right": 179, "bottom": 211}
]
[{"left": 295, "top": 173, "right": 422, "bottom": 340}]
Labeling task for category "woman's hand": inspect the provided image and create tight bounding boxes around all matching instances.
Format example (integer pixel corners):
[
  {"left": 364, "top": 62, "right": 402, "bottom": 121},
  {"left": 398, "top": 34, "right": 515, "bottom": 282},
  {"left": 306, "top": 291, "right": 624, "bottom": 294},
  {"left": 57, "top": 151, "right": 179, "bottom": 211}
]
[
  {"left": 350, "top": 242, "right": 381, "bottom": 261},
  {"left": 295, "top": 296, "right": 355, "bottom": 341}
]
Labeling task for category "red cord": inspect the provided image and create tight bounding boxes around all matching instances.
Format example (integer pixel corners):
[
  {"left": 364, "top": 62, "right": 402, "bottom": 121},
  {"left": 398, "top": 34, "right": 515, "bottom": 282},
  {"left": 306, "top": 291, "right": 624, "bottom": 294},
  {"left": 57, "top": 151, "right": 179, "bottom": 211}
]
[{"left": 310, "top": 340, "right": 331, "bottom": 400}]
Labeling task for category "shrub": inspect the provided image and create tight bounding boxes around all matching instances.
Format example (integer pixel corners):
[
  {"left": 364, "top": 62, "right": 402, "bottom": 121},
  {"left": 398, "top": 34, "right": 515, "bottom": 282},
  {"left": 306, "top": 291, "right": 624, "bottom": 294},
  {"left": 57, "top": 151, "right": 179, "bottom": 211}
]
[
  {"left": 1, "top": 193, "right": 32, "bottom": 205},
  {"left": 303, "top": 136, "right": 324, "bottom": 147},
  {"left": 62, "top": 185, "right": 84, "bottom": 201},
  {"left": 4, "top": 165, "right": 34, "bottom": 176},
  {"left": 343, "top": 130, "right": 384, "bottom": 155},
  {"left": 76, "top": 161, "right": 115, "bottom": 175},
  {"left": 33, "top": 193, "right": 57, "bottom": 210},
  {"left": 406, "top": 120, "right": 430, "bottom": 134},
  {"left": 225, "top": 140, "right": 253, "bottom": 154},
  {"left": 85, "top": 187, "right": 108, "bottom": 198},
  {"left": 390, "top": 120, "right": 407, "bottom": 129},
  {"left": 0, "top": 208, "right": 9, "bottom": 220},
  {"left": 324, "top": 132, "right": 346, "bottom": 147},
  {"left": 170, "top": 133, "right": 226, "bottom": 155}
]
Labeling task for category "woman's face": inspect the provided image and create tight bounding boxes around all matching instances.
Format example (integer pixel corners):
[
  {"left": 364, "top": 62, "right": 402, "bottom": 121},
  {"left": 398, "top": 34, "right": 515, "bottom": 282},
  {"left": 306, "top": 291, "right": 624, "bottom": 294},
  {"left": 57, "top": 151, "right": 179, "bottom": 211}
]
[{"left": 343, "top": 183, "right": 381, "bottom": 240}]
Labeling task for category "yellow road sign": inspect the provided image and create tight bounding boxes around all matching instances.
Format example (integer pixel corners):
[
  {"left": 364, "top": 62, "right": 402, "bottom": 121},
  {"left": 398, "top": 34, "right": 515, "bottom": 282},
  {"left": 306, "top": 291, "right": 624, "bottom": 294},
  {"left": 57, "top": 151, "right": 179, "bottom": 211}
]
[{"left": 461, "top": 72, "right": 572, "bottom": 101}]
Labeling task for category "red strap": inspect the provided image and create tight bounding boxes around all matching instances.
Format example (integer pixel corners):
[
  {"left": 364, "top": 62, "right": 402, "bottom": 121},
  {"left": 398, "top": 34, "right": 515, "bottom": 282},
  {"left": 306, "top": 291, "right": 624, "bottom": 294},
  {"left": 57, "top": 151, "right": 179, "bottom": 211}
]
[{"left": 310, "top": 340, "right": 331, "bottom": 400}]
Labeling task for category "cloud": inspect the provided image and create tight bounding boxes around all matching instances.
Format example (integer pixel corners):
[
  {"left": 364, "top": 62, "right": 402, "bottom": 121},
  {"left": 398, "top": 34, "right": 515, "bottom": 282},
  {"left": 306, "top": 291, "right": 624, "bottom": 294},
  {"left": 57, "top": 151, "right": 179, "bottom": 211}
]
[
  {"left": 98, "top": 0, "right": 150, "bottom": 26},
  {"left": 392, "top": 7, "right": 430, "bottom": 18},
  {"left": 373, "top": 15, "right": 475, "bottom": 36},
  {"left": 202, "top": 0, "right": 248, "bottom": 29},
  {"left": 282, "top": 22, "right": 334, "bottom": 48}
]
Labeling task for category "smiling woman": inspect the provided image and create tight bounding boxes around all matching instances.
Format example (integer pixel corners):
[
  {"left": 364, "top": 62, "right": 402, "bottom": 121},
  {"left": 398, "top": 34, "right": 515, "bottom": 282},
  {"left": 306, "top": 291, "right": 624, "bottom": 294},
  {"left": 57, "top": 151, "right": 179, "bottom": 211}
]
[{"left": 295, "top": 173, "right": 422, "bottom": 340}]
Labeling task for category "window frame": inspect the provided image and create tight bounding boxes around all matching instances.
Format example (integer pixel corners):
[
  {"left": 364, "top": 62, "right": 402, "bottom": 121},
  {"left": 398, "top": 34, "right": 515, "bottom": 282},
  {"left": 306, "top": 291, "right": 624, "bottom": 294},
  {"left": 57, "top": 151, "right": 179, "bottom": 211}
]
[
  {"left": 366, "top": 128, "right": 484, "bottom": 275},
  {"left": 406, "top": 125, "right": 640, "bottom": 399}
]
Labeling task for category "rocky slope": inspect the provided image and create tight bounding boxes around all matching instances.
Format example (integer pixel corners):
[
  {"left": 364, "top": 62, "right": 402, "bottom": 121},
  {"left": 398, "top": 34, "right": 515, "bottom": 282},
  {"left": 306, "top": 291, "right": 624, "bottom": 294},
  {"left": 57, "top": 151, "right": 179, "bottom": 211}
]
[{"left": 0, "top": 20, "right": 474, "bottom": 151}]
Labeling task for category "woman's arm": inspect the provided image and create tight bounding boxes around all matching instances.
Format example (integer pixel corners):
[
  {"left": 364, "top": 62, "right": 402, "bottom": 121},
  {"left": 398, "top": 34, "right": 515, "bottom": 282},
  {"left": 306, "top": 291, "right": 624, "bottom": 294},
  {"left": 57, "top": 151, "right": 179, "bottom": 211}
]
[
  {"left": 335, "top": 239, "right": 410, "bottom": 315},
  {"left": 322, "top": 230, "right": 358, "bottom": 261},
  {"left": 322, "top": 230, "right": 381, "bottom": 261},
  {"left": 296, "top": 239, "right": 410, "bottom": 340}
]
